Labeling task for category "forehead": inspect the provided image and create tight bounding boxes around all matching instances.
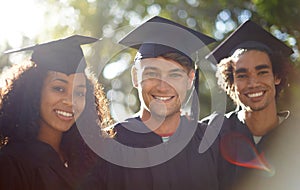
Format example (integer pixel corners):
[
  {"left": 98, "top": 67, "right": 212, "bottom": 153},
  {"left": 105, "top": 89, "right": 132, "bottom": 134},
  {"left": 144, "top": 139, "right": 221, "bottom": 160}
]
[
  {"left": 233, "top": 50, "right": 272, "bottom": 70},
  {"left": 138, "top": 57, "right": 188, "bottom": 72},
  {"left": 45, "top": 71, "right": 86, "bottom": 85}
]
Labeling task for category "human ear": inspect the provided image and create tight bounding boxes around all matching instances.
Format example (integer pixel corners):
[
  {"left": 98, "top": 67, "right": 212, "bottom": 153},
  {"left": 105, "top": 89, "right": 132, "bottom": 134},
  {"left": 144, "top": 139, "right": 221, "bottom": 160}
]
[
  {"left": 274, "top": 75, "right": 281, "bottom": 85},
  {"left": 131, "top": 66, "right": 138, "bottom": 88},
  {"left": 187, "top": 70, "right": 195, "bottom": 90}
]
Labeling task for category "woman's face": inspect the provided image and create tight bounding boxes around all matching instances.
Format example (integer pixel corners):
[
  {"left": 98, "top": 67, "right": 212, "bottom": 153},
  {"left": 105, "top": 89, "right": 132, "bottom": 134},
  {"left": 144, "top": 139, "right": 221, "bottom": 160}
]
[{"left": 39, "top": 71, "right": 87, "bottom": 133}]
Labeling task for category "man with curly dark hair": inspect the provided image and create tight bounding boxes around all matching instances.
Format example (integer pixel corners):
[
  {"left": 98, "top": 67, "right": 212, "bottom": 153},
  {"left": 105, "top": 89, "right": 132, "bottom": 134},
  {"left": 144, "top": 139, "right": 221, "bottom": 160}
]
[
  {"left": 215, "top": 43, "right": 291, "bottom": 107},
  {"left": 204, "top": 20, "right": 294, "bottom": 190},
  {"left": 0, "top": 35, "right": 113, "bottom": 190}
]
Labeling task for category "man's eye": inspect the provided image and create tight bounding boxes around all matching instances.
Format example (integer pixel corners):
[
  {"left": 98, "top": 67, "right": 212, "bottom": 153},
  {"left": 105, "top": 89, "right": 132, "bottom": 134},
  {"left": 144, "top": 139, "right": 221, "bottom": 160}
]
[
  {"left": 258, "top": 71, "right": 269, "bottom": 75},
  {"left": 144, "top": 72, "right": 159, "bottom": 77},
  {"left": 169, "top": 73, "right": 183, "bottom": 78},
  {"left": 236, "top": 74, "right": 247, "bottom": 79}
]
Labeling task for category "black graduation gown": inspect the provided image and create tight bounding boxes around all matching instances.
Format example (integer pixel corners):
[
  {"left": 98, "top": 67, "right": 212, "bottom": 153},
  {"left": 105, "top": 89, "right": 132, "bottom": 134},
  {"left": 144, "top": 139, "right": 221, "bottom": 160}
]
[
  {"left": 82, "top": 116, "right": 222, "bottom": 190},
  {"left": 0, "top": 140, "right": 76, "bottom": 190},
  {"left": 228, "top": 112, "right": 300, "bottom": 190},
  {"left": 207, "top": 111, "right": 300, "bottom": 190}
]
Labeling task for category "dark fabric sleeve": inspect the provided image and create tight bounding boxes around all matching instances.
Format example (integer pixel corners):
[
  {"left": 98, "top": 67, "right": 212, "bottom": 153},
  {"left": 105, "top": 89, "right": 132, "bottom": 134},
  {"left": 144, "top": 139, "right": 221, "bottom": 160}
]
[
  {"left": 217, "top": 115, "right": 243, "bottom": 190},
  {"left": 76, "top": 158, "right": 108, "bottom": 190},
  {"left": 200, "top": 112, "right": 239, "bottom": 190},
  {"left": 0, "top": 153, "right": 29, "bottom": 190}
]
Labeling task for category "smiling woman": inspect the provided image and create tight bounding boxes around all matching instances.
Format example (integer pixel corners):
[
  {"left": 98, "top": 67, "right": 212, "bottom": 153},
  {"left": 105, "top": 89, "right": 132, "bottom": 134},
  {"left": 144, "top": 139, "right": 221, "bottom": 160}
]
[
  {"left": 39, "top": 72, "right": 87, "bottom": 133},
  {"left": 0, "top": 35, "right": 114, "bottom": 189}
]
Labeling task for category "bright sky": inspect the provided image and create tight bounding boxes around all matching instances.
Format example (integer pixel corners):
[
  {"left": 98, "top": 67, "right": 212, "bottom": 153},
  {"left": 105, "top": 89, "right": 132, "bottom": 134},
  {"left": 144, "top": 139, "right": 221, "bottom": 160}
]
[{"left": 0, "top": 0, "right": 46, "bottom": 49}]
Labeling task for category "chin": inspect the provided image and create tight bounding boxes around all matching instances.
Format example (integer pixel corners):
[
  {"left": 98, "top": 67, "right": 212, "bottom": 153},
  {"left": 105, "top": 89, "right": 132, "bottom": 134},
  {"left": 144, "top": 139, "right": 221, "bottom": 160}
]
[
  {"left": 150, "top": 110, "right": 167, "bottom": 118},
  {"left": 57, "top": 123, "right": 74, "bottom": 132}
]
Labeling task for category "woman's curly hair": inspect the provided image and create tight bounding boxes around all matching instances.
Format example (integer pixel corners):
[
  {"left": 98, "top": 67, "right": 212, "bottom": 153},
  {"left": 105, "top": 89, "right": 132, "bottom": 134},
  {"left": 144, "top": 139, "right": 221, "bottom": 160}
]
[
  {"left": 216, "top": 48, "right": 292, "bottom": 105},
  {"left": 0, "top": 62, "right": 113, "bottom": 143},
  {"left": 0, "top": 62, "right": 45, "bottom": 143},
  {"left": 0, "top": 61, "right": 114, "bottom": 182}
]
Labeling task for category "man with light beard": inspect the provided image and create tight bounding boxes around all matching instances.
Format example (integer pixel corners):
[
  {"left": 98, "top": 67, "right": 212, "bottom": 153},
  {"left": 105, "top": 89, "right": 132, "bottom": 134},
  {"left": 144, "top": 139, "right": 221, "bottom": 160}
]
[{"left": 79, "top": 16, "right": 232, "bottom": 190}]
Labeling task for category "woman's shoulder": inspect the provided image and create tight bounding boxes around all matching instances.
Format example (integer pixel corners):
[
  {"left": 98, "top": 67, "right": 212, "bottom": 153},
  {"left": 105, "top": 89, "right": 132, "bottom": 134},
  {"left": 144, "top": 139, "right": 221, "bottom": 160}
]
[
  {"left": 0, "top": 142, "right": 35, "bottom": 177},
  {"left": 0, "top": 140, "right": 59, "bottom": 166},
  {"left": 0, "top": 141, "right": 29, "bottom": 157}
]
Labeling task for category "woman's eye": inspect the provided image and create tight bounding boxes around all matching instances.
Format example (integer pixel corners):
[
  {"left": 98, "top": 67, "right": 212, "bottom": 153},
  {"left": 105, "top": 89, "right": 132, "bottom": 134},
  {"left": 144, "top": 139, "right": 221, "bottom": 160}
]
[
  {"left": 52, "top": 86, "right": 65, "bottom": 92},
  {"left": 74, "top": 91, "right": 86, "bottom": 97}
]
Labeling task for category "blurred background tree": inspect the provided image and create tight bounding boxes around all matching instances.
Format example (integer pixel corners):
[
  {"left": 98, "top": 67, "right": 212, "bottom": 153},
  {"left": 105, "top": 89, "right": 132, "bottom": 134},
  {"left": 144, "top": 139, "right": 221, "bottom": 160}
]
[{"left": 0, "top": 0, "right": 299, "bottom": 121}]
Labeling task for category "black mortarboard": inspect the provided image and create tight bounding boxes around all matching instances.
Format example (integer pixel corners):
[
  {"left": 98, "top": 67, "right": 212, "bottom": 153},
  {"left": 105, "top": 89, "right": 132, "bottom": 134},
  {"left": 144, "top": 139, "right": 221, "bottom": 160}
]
[
  {"left": 119, "top": 16, "right": 216, "bottom": 120},
  {"left": 206, "top": 20, "right": 294, "bottom": 63},
  {"left": 119, "top": 16, "right": 216, "bottom": 66},
  {"left": 4, "top": 35, "right": 99, "bottom": 75}
]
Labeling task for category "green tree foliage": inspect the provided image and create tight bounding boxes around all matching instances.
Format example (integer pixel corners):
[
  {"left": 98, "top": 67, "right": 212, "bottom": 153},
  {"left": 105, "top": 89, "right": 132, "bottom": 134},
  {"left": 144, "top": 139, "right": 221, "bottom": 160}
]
[{"left": 1, "top": 0, "right": 299, "bottom": 119}]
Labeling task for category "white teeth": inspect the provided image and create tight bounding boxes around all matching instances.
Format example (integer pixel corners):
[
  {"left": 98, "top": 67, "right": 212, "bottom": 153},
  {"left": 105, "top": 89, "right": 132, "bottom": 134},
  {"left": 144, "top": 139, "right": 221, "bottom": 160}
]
[
  {"left": 56, "top": 110, "right": 74, "bottom": 117},
  {"left": 247, "top": 92, "right": 263, "bottom": 98},
  {"left": 154, "top": 96, "right": 172, "bottom": 101}
]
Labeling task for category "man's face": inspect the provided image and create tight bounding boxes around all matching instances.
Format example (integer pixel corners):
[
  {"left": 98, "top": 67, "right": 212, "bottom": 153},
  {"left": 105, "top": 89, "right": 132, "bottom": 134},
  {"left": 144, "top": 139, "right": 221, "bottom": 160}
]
[
  {"left": 233, "top": 50, "right": 281, "bottom": 111},
  {"left": 132, "top": 57, "right": 194, "bottom": 118}
]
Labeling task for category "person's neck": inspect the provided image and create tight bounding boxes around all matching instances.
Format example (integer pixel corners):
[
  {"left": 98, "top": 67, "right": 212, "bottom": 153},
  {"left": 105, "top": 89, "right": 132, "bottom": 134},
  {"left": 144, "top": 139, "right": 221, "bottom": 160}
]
[
  {"left": 37, "top": 126, "right": 64, "bottom": 160},
  {"left": 241, "top": 103, "right": 279, "bottom": 136},
  {"left": 140, "top": 110, "right": 181, "bottom": 136}
]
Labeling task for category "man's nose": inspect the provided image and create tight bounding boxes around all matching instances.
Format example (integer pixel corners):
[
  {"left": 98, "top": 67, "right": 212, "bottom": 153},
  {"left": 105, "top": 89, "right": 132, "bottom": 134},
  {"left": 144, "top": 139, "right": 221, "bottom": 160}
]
[
  {"left": 156, "top": 78, "right": 172, "bottom": 91},
  {"left": 247, "top": 76, "right": 260, "bottom": 88}
]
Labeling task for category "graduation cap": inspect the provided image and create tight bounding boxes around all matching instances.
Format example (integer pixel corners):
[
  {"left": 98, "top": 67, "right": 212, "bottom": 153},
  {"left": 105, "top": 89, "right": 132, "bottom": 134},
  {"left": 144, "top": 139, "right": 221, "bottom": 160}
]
[
  {"left": 206, "top": 20, "right": 294, "bottom": 64},
  {"left": 119, "top": 16, "right": 216, "bottom": 66},
  {"left": 119, "top": 16, "right": 216, "bottom": 119},
  {"left": 4, "top": 35, "right": 99, "bottom": 75}
]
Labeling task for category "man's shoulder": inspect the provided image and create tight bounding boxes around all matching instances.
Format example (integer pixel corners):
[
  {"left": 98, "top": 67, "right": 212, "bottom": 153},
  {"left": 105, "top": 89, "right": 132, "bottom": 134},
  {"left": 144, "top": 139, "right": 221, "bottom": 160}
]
[
  {"left": 114, "top": 116, "right": 140, "bottom": 125},
  {"left": 200, "top": 111, "right": 243, "bottom": 137},
  {"left": 112, "top": 117, "right": 163, "bottom": 148},
  {"left": 200, "top": 111, "right": 238, "bottom": 123},
  {"left": 113, "top": 116, "right": 143, "bottom": 132}
]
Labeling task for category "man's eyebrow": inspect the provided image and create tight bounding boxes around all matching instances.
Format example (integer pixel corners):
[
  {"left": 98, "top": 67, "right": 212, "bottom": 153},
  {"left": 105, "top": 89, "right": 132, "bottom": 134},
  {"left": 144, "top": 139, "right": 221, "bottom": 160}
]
[
  {"left": 235, "top": 68, "right": 248, "bottom": 74},
  {"left": 255, "top": 64, "right": 270, "bottom": 70},
  {"left": 143, "top": 66, "right": 159, "bottom": 71},
  {"left": 235, "top": 64, "right": 271, "bottom": 74},
  {"left": 169, "top": 68, "right": 186, "bottom": 73},
  {"left": 143, "top": 66, "right": 186, "bottom": 73}
]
